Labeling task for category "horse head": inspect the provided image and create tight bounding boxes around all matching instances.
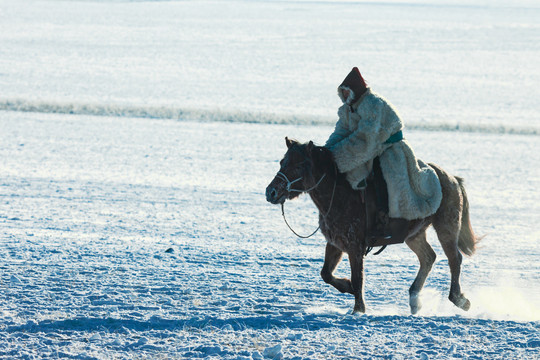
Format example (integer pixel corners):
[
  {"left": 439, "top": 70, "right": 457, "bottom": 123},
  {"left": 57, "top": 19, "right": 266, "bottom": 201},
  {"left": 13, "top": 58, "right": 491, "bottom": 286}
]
[{"left": 265, "top": 137, "right": 333, "bottom": 204}]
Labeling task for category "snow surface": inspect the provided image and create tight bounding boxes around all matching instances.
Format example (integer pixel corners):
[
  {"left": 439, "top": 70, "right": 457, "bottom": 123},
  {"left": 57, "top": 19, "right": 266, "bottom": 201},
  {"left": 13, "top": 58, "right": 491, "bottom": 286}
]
[
  {"left": 0, "top": 0, "right": 539, "bottom": 359},
  {"left": 1, "top": 113, "right": 538, "bottom": 359},
  {"left": 1, "top": 0, "right": 539, "bottom": 134}
]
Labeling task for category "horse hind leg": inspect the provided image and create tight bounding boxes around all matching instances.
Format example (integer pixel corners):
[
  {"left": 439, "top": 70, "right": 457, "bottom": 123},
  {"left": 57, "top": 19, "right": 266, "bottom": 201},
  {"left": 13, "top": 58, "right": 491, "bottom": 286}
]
[
  {"left": 434, "top": 218, "right": 471, "bottom": 311},
  {"left": 430, "top": 164, "right": 472, "bottom": 311},
  {"left": 320, "top": 243, "right": 354, "bottom": 295},
  {"left": 406, "top": 231, "right": 436, "bottom": 314}
]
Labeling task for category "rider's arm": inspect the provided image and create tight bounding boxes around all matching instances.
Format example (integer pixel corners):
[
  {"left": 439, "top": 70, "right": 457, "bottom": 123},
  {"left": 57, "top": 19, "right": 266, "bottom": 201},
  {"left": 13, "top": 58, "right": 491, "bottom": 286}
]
[
  {"left": 325, "top": 106, "right": 351, "bottom": 149},
  {"left": 330, "top": 107, "right": 393, "bottom": 173}
]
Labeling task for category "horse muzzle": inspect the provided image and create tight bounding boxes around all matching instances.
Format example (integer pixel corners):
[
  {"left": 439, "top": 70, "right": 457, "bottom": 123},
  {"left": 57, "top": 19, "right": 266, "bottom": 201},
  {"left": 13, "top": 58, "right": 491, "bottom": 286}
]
[{"left": 265, "top": 184, "right": 286, "bottom": 204}]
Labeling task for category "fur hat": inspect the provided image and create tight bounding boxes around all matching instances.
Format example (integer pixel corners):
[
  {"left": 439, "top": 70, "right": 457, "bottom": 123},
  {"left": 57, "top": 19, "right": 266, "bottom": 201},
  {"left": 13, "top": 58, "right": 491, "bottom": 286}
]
[{"left": 338, "top": 67, "right": 368, "bottom": 105}]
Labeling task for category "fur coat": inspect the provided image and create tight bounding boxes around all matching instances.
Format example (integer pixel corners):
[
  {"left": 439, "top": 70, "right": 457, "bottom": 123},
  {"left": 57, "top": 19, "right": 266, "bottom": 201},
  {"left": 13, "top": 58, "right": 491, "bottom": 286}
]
[{"left": 325, "top": 88, "right": 442, "bottom": 220}]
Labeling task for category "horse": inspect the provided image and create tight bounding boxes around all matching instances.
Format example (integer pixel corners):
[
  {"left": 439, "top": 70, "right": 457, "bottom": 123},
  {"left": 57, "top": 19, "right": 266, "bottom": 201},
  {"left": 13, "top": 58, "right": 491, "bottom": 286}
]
[{"left": 265, "top": 137, "right": 480, "bottom": 314}]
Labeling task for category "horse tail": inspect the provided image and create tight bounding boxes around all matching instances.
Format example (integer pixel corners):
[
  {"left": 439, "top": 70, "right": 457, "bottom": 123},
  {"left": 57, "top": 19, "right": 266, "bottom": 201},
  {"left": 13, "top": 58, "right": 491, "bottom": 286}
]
[{"left": 456, "top": 176, "right": 480, "bottom": 256}]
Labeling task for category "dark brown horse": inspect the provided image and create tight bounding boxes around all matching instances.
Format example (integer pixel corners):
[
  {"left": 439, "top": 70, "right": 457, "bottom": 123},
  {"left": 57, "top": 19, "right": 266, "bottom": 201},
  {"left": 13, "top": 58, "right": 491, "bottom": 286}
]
[{"left": 265, "top": 138, "right": 479, "bottom": 314}]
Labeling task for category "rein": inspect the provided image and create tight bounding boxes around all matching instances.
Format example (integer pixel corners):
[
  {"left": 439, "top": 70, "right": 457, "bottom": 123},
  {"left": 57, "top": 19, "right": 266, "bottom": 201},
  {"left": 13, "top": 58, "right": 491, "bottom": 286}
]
[{"left": 279, "top": 165, "right": 338, "bottom": 239}]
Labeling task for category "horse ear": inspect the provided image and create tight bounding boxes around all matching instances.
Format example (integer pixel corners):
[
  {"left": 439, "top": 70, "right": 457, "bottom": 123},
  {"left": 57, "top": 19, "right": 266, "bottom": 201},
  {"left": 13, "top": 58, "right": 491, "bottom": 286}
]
[
  {"left": 285, "top": 137, "right": 296, "bottom": 148},
  {"left": 307, "top": 140, "right": 314, "bottom": 152}
]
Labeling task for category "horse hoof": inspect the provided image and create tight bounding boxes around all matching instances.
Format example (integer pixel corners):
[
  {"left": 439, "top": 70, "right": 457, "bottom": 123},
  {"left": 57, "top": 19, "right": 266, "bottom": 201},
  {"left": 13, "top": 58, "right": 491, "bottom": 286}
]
[
  {"left": 459, "top": 298, "right": 471, "bottom": 311},
  {"left": 410, "top": 294, "right": 422, "bottom": 315},
  {"left": 352, "top": 305, "right": 366, "bottom": 314},
  {"left": 450, "top": 294, "right": 471, "bottom": 311}
]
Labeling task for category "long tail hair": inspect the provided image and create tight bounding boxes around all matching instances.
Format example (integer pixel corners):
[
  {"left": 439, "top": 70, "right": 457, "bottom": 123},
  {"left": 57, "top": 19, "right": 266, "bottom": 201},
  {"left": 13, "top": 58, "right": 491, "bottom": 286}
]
[{"left": 456, "top": 177, "right": 481, "bottom": 256}]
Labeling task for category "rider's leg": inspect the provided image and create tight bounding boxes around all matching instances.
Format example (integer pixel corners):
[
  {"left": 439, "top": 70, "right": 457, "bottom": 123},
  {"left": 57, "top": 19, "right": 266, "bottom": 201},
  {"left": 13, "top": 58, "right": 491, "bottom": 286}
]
[{"left": 368, "top": 157, "right": 408, "bottom": 243}]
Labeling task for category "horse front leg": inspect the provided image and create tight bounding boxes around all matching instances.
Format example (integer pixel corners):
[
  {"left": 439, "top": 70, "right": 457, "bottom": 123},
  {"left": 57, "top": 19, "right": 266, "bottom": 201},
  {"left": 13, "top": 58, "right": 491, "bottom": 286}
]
[
  {"left": 348, "top": 250, "right": 366, "bottom": 313},
  {"left": 405, "top": 231, "right": 436, "bottom": 314},
  {"left": 320, "top": 243, "right": 354, "bottom": 294}
]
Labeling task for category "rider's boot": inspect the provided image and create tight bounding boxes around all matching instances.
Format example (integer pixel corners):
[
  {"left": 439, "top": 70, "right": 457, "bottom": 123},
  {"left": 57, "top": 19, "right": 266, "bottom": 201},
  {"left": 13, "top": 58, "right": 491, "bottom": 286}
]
[{"left": 369, "top": 210, "right": 390, "bottom": 240}]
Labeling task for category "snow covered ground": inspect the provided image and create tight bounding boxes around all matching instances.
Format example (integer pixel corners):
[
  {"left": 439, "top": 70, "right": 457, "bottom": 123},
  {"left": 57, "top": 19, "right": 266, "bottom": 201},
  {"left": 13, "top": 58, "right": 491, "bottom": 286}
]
[
  {"left": 1, "top": 112, "right": 538, "bottom": 359},
  {"left": 0, "top": 0, "right": 539, "bottom": 359},
  {"left": 1, "top": 0, "right": 539, "bottom": 133}
]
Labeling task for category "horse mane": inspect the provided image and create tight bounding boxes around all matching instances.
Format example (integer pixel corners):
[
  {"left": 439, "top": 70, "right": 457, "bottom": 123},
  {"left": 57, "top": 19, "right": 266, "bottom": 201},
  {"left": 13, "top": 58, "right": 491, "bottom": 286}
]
[{"left": 292, "top": 141, "right": 344, "bottom": 185}]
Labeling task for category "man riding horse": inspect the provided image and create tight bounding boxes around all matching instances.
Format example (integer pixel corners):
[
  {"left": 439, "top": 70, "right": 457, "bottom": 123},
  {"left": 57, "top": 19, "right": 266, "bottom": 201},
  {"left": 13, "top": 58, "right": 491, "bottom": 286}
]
[
  {"left": 325, "top": 67, "right": 442, "bottom": 243},
  {"left": 266, "top": 68, "right": 477, "bottom": 313}
]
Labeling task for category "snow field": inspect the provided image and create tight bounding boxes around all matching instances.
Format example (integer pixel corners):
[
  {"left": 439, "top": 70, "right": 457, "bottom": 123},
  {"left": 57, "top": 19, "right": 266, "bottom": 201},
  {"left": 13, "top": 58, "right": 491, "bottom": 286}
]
[
  {"left": 0, "top": 0, "right": 539, "bottom": 357},
  {"left": 0, "top": 112, "right": 538, "bottom": 359},
  {"left": 1, "top": 0, "right": 539, "bottom": 133}
]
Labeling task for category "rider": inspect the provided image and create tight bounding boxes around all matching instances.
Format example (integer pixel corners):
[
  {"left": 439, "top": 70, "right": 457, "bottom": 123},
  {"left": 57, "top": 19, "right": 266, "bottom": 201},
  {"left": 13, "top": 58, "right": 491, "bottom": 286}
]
[{"left": 325, "top": 67, "right": 442, "bottom": 242}]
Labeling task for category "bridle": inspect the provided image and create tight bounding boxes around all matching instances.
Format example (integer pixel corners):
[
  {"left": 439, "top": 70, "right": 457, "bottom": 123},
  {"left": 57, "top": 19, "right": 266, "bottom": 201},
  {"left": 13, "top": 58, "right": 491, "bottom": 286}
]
[
  {"left": 275, "top": 171, "right": 327, "bottom": 194},
  {"left": 278, "top": 164, "right": 338, "bottom": 239}
]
